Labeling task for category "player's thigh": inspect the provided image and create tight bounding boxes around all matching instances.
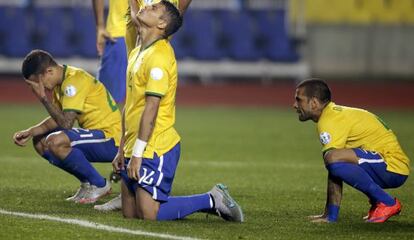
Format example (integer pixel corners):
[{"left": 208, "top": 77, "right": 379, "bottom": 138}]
[
  {"left": 354, "top": 148, "right": 407, "bottom": 188},
  {"left": 324, "top": 148, "right": 359, "bottom": 165},
  {"left": 63, "top": 128, "right": 118, "bottom": 162},
  {"left": 121, "top": 180, "right": 137, "bottom": 218},
  {"left": 135, "top": 187, "right": 160, "bottom": 220}
]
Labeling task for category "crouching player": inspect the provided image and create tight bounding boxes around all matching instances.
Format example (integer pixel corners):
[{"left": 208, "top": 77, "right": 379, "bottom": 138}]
[
  {"left": 13, "top": 50, "right": 122, "bottom": 204},
  {"left": 294, "top": 79, "right": 410, "bottom": 223},
  {"left": 112, "top": 1, "right": 244, "bottom": 221}
]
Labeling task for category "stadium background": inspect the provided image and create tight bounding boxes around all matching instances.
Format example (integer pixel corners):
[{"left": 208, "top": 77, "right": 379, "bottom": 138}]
[{"left": 1, "top": 0, "right": 414, "bottom": 239}]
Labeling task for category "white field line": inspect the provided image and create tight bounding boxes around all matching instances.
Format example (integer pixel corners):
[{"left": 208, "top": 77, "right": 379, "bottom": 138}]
[{"left": 0, "top": 208, "right": 201, "bottom": 240}]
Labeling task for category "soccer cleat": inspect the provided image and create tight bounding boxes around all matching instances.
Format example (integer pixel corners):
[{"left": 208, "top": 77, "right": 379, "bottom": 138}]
[
  {"left": 77, "top": 180, "right": 112, "bottom": 204},
  {"left": 209, "top": 183, "right": 244, "bottom": 222},
  {"left": 66, "top": 182, "right": 90, "bottom": 202},
  {"left": 363, "top": 200, "right": 376, "bottom": 220},
  {"left": 367, "top": 198, "right": 401, "bottom": 223},
  {"left": 94, "top": 194, "right": 122, "bottom": 211}
]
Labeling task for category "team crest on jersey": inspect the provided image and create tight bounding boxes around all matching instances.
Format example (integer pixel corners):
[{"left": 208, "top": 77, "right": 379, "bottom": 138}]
[
  {"left": 319, "top": 132, "right": 331, "bottom": 145},
  {"left": 150, "top": 67, "right": 163, "bottom": 81},
  {"left": 64, "top": 85, "right": 77, "bottom": 97}
]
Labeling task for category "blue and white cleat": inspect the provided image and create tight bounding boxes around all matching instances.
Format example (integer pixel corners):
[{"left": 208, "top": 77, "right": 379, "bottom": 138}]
[
  {"left": 66, "top": 182, "right": 90, "bottom": 202},
  {"left": 94, "top": 194, "right": 122, "bottom": 211},
  {"left": 78, "top": 180, "right": 112, "bottom": 204},
  {"left": 209, "top": 183, "right": 244, "bottom": 222}
]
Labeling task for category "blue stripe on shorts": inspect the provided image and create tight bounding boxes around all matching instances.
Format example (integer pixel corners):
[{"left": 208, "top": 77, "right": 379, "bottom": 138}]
[{"left": 353, "top": 148, "right": 407, "bottom": 189}]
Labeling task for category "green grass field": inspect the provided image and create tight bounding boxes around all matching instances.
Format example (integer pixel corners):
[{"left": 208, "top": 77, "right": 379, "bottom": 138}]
[{"left": 1, "top": 104, "right": 414, "bottom": 239}]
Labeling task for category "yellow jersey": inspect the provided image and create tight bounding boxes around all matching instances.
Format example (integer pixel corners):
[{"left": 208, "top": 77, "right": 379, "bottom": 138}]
[
  {"left": 124, "top": 39, "right": 180, "bottom": 159},
  {"left": 53, "top": 65, "right": 122, "bottom": 146},
  {"left": 318, "top": 102, "right": 410, "bottom": 175},
  {"left": 125, "top": 0, "right": 179, "bottom": 56},
  {"left": 106, "top": 0, "right": 128, "bottom": 37}
]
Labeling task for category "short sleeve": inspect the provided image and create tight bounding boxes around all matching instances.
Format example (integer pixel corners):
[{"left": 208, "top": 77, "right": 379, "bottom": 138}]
[
  {"left": 144, "top": 53, "right": 169, "bottom": 97},
  {"left": 60, "top": 77, "right": 89, "bottom": 113},
  {"left": 317, "top": 118, "right": 350, "bottom": 153}
]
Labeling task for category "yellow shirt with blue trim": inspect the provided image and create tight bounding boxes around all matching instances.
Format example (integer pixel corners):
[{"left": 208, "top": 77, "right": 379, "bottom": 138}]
[
  {"left": 106, "top": 0, "right": 128, "bottom": 37},
  {"left": 52, "top": 65, "right": 122, "bottom": 146},
  {"left": 317, "top": 102, "right": 410, "bottom": 175},
  {"left": 125, "top": 0, "right": 180, "bottom": 56},
  {"left": 124, "top": 39, "right": 180, "bottom": 159}
]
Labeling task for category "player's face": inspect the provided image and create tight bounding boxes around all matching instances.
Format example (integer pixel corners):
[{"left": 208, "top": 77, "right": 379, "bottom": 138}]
[
  {"left": 293, "top": 87, "right": 313, "bottom": 121},
  {"left": 137, "top": 2, "right": 166, "bottom": 28},
  {"left": 28, "top": 69, "right": 56, "bottom": 90}
]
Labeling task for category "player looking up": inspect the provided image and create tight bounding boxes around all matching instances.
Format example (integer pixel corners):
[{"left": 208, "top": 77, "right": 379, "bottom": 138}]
[
  {"left": 94, "top": 0, "right": 192, "bottom": 212},
  {"left": 111, "top": 1, "right": 243, "bottom": 221}
]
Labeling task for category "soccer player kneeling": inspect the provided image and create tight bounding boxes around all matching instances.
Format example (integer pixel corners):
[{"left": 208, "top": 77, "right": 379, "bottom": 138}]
[{"left": 111, "top": 1, "right": 243, "bottom": 221}]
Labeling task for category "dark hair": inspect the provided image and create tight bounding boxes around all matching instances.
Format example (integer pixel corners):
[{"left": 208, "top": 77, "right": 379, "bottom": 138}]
[
  {"left": 296, "top": 78, "right": 331, "bottom": 103},
  {"left": 160, "top": 0, "right": 183, "bottom": 38},
  {"left": 21, "top": 49, "right": 57, "bottom": 79}
]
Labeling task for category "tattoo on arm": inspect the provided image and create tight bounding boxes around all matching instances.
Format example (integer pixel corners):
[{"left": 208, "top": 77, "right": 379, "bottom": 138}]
[{"left": 41, "top": 97, "right": 77, "bottom": 129}]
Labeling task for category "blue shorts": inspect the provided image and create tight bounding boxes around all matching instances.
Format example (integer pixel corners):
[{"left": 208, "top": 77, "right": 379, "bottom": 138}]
[
  {"left": 97, "top": 37, "right": 127, "bottom": 103},
  {"left": 353, "top": 148, "right": 407, "bottom": 189},
  {"left": 46, "top": 128, "right": 118, "bottom": 163},
  {"left": 120, "top": 143, "right": 181, "bottom": 202}
]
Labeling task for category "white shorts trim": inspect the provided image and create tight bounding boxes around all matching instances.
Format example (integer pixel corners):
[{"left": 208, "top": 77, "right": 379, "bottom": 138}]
[
  {"left": 358, "top": 158, "right": 385, "bottom": 164},
  {"left": 70, "top": 138, "right": 112, "bottom": 147}
]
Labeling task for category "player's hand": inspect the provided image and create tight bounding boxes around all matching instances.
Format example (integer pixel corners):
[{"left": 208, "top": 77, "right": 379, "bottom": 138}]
[
  {"left": 96, "top": 27, "right": 116, "bottom": 57},
  {"left": 308, "top": 214, "right": 331, "bottom": 223},
  {"left": 25, "top": 79, "right": 46, "bottom": 100},
  {"left": 127, "top": 156, "right": 142, "bottom": 180},
  {"left": 13, "top": 129, "right": 32, "bottom": 146},
  {"left": 112, "top": 150, "right": 125, "bottom": 173}
]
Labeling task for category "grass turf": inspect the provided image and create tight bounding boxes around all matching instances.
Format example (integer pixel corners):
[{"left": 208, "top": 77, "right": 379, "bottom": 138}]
[{"left": 0, "top": 104, "right": 413, "bottom": 239}]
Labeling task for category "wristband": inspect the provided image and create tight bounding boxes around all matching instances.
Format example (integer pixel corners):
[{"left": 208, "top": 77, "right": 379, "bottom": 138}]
[
  {"left": 327, "top": 204, "right": 340, "bottom": 222},
  {"left": 132, "top": 139, "right": 147, "bottom": 158}
]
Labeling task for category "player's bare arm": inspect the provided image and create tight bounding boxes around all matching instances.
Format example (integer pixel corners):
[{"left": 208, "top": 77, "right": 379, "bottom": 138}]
[
  {"left": 127, "top": 95, "right": 160, "bottom": 180},
  {"left": 178, "top": 0, "right": 192, "bottom": 15},
  {"left": 113, "top": 107, "right": 126, "bottom": 172},
  {"left": 13, "top": 116, "right": 58, "bottom": 147},
  {"left": 92, "top": 0, "right": 115, "bottom": 56},
  {"left": 309, "top": 175, "right": 343, "bottom": 223},
  {"left": 26, "top": 78, "right": 77, "bottom": 129}
]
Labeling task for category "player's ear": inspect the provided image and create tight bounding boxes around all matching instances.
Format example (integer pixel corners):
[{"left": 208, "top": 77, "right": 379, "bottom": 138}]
[
  {"left": 310, "top": 97, "right": 321, "bottom": 110},
  {"left": 45, "top": 66, "right": 54, "bottom": 75},
  {"left": 157, "top": 18, "right": 168, "bottom": 31}
]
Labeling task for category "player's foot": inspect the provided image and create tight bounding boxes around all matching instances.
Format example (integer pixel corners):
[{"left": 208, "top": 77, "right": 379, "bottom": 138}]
[
  {"left": 65, "top": 182, "right": 90, "bottom": 202},
  {"left": 94, "top": 194, "right": 122, "bottom": 211},
  {"left": 208, "top": 183, "right": 244, "bottom": 222},
  {"left": 367, "top": 198, "right": 401, "bottom": 223},
  {"left": 363, "top": 200, "right": 376, "bottom": 220},
  {"left": 78, "top": 180, "right": 112, "bottom": 204}
]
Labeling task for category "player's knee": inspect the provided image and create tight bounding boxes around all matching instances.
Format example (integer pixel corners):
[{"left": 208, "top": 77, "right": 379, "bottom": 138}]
[
  {"left": 46, "top": 133, "right": 70, "bottom": 156},
  {"left": 122, "top": 211, "right": 137, "bottom": 219},
  {"left": 323, "top": 150, "right": 339, "bottom": 165},
  {"left": 32, "top": 136, "right": 46, "bottom": 155}
]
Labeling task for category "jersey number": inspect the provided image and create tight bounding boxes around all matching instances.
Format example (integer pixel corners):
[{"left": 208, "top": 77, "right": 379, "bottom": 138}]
[{"left": 139, "top": 168, "right": 155, "bottom": 185}]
